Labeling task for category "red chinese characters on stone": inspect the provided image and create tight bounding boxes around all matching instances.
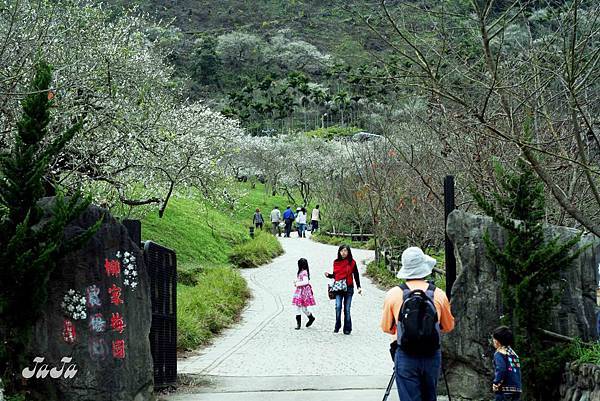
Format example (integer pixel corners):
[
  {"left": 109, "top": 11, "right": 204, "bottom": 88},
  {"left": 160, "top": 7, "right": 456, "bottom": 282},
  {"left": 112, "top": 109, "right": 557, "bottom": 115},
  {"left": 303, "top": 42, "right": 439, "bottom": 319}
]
[
  {"left": 104, "top": 258, "right": 121, "bottom": 277},
  {"left": 110, "top": 312, "right": 126, "bottom": 334},
  {"left": 108, "top": 284, "right": 123, "bottom": 306},
  {"left": 62, "top": 319, "right": 76, "bottom": 344},
  {"left": 112, "top": 339, "right": 125, "bottom": 359}
]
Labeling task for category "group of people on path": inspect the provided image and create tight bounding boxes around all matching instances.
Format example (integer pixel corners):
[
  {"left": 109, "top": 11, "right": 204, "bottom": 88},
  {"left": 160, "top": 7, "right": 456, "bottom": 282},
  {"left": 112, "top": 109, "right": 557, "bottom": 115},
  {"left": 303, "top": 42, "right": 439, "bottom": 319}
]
[
  {"left": 254, "top": 205, "right": 320, "bottom": 238},
  {"left": 291, "top": 244, "right": 522, "bottom": 401}
]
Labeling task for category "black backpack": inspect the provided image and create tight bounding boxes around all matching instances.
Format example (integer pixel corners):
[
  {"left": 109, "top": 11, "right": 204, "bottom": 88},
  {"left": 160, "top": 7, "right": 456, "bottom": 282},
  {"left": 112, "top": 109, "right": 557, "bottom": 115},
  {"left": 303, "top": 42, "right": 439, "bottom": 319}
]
[{"left": 396, "top": 282, "right": 440, "bottom": 356}]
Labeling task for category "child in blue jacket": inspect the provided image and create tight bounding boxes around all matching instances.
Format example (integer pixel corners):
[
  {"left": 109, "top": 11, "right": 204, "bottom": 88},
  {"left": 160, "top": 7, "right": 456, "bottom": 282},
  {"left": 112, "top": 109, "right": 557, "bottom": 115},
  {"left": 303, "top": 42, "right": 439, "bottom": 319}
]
[{"left": 492, "top": 326, "right": 522, "bottom": 401}]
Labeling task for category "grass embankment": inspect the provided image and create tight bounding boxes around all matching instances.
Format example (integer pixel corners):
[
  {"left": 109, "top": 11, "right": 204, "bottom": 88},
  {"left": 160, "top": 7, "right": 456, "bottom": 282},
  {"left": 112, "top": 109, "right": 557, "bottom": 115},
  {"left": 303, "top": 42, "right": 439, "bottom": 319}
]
[
  {"left": 142, "top": 183, "right": 287, "bottom": 350},
  {"left": 311, "top": 231, "right": 375, "bottom": 250},
  {"left": 230, "top": 231, "right": 283, "bottom": 268}
]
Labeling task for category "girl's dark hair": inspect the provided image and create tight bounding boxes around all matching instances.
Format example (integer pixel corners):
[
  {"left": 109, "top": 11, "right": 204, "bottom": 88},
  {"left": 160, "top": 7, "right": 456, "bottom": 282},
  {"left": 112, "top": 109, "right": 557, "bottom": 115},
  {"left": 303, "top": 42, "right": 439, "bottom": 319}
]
[
  {"left": 301, "top": 207, "right": 306, "bottom": 213},
  {"left": 336, "top": 244, "right": 354, "bottom": 262},
  {"left": 297, "top": 258, "right": 310, "bottom": 279},
  {"left": 493, "top": 326, "right": 514, "bottom": 347}
]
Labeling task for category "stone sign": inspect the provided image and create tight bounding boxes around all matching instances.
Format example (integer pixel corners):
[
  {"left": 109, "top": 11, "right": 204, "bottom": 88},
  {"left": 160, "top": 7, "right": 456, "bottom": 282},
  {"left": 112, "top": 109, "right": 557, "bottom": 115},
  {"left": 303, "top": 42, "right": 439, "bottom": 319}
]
[{"left": 24, "top": 199, "right": 153, "bottom": 401}]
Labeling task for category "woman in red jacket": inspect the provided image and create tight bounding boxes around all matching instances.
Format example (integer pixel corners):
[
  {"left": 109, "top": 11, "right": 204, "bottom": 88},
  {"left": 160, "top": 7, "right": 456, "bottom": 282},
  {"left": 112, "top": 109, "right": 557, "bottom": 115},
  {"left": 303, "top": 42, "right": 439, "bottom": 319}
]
[{"left": 324, "top": 245, "right": 362, "bottom": 334}]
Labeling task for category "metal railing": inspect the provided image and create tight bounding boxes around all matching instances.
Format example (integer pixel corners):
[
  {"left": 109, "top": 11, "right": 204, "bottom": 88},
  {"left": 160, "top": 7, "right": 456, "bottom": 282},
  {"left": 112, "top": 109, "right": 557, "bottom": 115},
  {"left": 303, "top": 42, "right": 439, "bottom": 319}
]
[{"left": 322, "top": 231, "right": 374, "bottom": 242}]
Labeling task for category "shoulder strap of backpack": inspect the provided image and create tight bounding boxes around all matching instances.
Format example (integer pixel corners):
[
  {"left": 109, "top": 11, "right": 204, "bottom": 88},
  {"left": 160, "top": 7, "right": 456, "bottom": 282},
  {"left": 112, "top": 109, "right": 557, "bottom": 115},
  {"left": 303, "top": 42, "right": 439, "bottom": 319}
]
[
  {"left": 425, "top": 282, "right": 436, "bottom": 300},
  {"left": 398, "top": 282, "right": 412, "bottom": 303}
]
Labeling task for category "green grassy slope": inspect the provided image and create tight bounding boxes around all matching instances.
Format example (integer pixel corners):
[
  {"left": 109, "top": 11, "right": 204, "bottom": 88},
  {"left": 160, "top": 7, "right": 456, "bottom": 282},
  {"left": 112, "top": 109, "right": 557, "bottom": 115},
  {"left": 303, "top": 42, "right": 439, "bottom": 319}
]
[
  {"left": 141, "top": 182, "right": 289, "bottom": 269},
  {"left": 140, "top": 183, "right": 290, "bottom": 349}
]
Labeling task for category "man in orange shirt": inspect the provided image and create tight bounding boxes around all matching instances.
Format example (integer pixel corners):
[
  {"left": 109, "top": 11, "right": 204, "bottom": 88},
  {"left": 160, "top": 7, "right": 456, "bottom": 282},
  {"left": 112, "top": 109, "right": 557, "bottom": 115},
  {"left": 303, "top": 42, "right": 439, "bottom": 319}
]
[{"left": 381, "top": 247, "right": 455, "bottom": 401}]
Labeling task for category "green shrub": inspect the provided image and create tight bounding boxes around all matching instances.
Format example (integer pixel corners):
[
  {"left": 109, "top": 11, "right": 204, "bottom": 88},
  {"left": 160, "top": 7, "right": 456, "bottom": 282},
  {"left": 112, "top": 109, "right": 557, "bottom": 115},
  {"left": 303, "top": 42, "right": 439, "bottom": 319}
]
[
  {"left": 304, "top": 125, "right": 362, "bottom": 140},
  {"left": 177, "top": 266, "right": 250, "bottom": 350},
  {"left": 572, "top": 339, "right": 600, "bottom": 365},
  {"left": 229, "top": 231, "right": 284, "bottom": 268}
]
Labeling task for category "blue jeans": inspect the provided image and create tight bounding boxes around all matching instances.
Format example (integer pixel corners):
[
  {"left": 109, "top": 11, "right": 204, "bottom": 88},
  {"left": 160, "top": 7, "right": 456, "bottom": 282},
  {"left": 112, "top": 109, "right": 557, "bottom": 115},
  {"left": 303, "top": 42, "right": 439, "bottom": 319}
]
[
  {"left": 395, "top": 348, "right": 441, "bottom": 401},
  {"left": 335, "top": 286, "right": 354, "bottom": 333},
  {"left": 298, "top": 223, "right": 306, "bottom": 237}
]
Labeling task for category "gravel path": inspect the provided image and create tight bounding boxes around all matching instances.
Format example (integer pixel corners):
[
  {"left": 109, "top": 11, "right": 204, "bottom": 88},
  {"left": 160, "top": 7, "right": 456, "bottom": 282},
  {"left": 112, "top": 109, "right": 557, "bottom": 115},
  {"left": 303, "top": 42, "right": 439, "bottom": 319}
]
[
  {"left": 167, "top": 233, "right": 448, "bottom": 401},
  {"left": 178, "top": 233, "right": 393, "bottom": 377}
]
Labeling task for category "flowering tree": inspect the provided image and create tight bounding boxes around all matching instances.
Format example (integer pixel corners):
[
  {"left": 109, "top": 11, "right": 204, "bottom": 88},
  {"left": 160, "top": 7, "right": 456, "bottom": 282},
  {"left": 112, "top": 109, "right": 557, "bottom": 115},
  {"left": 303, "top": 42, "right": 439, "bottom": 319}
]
[
  {"left": 0, "top": 0, "right": 245, "bottom": 216},
  {"left": 227, "top": 134, "right": 344, "bottom": 206}
]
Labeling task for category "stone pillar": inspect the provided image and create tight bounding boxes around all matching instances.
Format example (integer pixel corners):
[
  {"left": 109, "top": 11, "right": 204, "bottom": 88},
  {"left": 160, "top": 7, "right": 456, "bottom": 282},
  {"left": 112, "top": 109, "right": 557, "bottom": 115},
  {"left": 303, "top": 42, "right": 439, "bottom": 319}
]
[{"left": 442, "top": 210, "right": 599, "bottom": 400}]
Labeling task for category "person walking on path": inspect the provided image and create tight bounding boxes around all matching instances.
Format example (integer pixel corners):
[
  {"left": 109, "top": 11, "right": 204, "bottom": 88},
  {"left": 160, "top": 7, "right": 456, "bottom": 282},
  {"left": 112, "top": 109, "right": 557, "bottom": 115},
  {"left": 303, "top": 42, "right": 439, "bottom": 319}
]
[
  {"left": 296, "top": 207, "right": 307, "bottom": 238},
  {"left": 380, "top": 246, "right": 455, "bottom": 401},
  {"left": 492, "top": 326, "right": 522, "bottom": 401},
  {"left": 310, "top": 205, "right": 320, "bottom": 232},
  {"left": 270, "top": 206, "right": 281, "bottom": 236},
  {"left": 253, "top": 208, "right": 264, "bottom": 230},
  {"left": 293, "top": 258, "right": 316, "bottom": 330},
  {"left": 283, "top": 206, "right": 295, "bottom": 238},
  {"left": 324, "top": 245, "right": 362, "bottom": 334}
]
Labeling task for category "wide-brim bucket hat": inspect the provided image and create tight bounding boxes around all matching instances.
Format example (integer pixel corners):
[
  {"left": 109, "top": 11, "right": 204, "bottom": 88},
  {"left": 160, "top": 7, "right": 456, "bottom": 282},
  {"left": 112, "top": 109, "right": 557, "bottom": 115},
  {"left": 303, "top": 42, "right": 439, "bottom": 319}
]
[{"left": 397, "top": 246, "right": 437, "bottom": 279}]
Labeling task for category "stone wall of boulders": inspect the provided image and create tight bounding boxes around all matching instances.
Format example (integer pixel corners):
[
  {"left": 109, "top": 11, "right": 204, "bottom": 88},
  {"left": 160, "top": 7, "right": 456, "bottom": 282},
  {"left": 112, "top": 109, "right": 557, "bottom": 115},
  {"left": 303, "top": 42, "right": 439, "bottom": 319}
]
[
  {"left": 442, "top": 210, "right": 599, "bottom": 401},
  {"left": 561, "top": 362, "right": 600, "bottom": 401},
  {"left": 23, "top": 199, "right": 154, "bottom": 401}
]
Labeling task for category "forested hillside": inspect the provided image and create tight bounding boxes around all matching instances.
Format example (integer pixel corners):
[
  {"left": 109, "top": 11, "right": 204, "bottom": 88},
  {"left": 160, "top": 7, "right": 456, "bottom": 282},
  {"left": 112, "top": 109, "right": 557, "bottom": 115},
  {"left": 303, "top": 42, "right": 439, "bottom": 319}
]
[{"left": 106, "top": 0, "right": 402, "bottom": 135}]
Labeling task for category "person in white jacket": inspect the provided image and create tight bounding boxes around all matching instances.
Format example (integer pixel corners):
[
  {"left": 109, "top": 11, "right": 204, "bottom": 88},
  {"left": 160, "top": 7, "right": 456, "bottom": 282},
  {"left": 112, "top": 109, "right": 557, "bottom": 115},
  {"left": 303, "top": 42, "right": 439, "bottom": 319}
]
[
  {"left": 310, "top": 205, "right": 320, "bottom": 232},
  {"left": 296, "top": 207, "right": 307, "bottom": 238}
]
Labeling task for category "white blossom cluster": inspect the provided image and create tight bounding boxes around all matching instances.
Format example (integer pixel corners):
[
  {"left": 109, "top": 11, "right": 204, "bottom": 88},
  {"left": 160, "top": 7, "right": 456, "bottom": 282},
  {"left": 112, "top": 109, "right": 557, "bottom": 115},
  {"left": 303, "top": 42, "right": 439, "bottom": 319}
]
[
  {"left": 116, "top": 250, "right": 138, "bottom": 290},
  {"left": 61, "top": 289, "right": 87, "bottom": 320}
]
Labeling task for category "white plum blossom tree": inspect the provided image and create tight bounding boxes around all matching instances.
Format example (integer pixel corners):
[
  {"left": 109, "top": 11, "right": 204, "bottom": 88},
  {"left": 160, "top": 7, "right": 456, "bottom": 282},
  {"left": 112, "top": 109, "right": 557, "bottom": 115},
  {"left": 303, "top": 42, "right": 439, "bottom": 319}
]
[{"left": 0, "top": 0, "right": 246, "bottom": 216}]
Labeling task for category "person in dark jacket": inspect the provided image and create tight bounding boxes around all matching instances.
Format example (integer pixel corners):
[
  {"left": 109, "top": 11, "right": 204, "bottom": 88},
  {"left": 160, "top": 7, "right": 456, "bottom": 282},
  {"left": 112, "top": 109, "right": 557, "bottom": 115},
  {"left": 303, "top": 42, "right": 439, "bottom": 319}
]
[
  {"left": 282, "top": 206, "right": 295, "bottom": 238},
  {"left": 253, "top": 208, "right": 264, "bottom": 230},
  {"left": 492, "top": 326, "right": 522, "bottom": 401},
  {"left": 324, "top": 244, "right": 362, "bottom": 334}
]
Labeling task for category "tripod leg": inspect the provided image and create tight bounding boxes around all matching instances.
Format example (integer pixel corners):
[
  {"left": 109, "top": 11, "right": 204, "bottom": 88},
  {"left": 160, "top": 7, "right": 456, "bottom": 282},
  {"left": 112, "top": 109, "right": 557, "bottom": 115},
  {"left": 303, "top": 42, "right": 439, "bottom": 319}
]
[{"left": 382, "top": 368, "right": 396, "bottom": 401}]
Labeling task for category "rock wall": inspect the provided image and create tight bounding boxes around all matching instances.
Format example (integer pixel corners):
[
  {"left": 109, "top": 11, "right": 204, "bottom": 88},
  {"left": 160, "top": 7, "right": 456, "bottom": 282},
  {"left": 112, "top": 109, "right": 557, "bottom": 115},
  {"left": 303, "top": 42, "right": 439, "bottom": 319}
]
[
  {"left": 443, "top": 210, "right": 599, "bottom": 401},
  {"left": 24, "top": 199, "right": 153, "bottom": 401},
  {"left": 561, "top": 362, "right": 600, "bottom": 401}
]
